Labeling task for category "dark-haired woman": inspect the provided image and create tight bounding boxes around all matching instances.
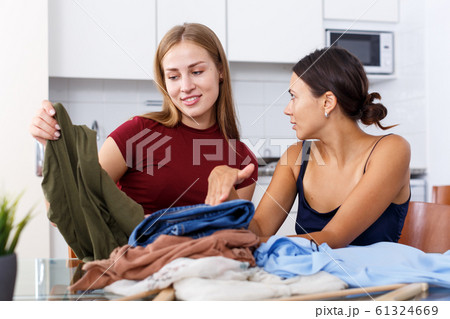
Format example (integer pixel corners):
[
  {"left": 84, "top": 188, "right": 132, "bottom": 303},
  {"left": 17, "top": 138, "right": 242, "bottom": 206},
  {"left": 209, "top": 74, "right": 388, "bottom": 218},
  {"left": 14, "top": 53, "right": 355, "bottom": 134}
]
[{"left": 206, "top": 46, "right": 410, "bottom": 248}]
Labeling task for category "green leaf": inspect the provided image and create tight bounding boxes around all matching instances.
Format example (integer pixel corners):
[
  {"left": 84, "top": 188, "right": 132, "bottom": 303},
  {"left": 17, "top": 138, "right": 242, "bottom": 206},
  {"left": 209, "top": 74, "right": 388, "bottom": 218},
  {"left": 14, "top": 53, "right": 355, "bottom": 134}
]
[
  {"left": 0, "top": 192, "right": 35, "bottom": 256},
  {"left": 6, "top": 210, "right": 33, "bottom": 254}
]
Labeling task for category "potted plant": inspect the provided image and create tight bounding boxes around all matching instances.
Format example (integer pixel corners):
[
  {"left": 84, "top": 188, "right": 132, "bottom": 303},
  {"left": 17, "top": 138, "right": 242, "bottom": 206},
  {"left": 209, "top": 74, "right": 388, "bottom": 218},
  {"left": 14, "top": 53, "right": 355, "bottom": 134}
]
[{"left": 0, "top": 193, "right": 33, "bottom": 301}]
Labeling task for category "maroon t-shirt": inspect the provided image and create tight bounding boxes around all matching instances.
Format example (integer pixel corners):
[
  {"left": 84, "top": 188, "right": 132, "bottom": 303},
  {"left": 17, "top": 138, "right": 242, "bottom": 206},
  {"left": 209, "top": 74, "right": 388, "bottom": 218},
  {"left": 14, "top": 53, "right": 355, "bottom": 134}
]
[{"left": 109, "top": 116, "right": 258, "bottom": 215}]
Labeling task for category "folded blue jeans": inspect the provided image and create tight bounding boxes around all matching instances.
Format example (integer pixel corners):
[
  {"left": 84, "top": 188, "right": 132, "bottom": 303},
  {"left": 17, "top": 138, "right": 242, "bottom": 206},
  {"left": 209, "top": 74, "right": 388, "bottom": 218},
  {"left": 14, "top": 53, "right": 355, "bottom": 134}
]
[{"left": 128, "top": 199, "right": 255, "bottom": 247}]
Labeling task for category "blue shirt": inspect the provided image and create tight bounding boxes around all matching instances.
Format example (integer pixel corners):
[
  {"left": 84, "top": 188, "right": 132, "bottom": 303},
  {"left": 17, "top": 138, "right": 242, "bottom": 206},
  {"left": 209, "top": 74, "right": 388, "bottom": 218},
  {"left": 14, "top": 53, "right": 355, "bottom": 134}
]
[{"left": 254, "top": 236, "right": 450, "bottom": 288}]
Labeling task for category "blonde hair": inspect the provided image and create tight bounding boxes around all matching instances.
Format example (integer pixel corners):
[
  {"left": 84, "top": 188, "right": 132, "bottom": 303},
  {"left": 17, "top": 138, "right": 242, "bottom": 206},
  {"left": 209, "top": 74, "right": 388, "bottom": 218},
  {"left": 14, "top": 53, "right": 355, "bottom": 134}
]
[{"left": 142, "top": 23, "right": 240, "bottom": 140}]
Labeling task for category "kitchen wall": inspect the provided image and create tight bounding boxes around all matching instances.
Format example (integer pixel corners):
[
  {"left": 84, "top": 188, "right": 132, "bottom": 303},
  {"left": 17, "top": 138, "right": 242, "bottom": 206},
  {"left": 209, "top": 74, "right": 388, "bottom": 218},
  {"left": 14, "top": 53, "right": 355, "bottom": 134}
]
[
  {"left": 49, "top": 78, "right": 161, "bottom": 149},
  {"left": 425, "top": 0, "right": 450, "bottom": 196},
  {"left": 364, "top": 0, "right": 426, "bottom": 170},
  {"left": 0, "top": 0, "right": 50, "bottom": 258}
]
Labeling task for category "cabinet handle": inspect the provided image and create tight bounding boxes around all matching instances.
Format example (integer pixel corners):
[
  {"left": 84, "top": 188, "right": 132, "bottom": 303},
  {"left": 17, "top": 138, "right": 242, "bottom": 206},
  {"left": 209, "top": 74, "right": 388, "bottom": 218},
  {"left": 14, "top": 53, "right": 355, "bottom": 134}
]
[
  {"left": 35, "top": 141, "right": 44, "bottom": 177},
  {"left": 145, "top": 100, "right": 162, "bottom": 107}
]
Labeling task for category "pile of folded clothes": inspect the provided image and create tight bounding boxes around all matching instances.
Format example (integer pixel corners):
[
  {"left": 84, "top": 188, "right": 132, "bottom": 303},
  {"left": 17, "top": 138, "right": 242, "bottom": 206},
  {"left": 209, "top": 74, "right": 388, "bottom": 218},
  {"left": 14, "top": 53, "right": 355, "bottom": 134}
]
[
  {"left": 69, "top": 200, "right": 450, "bottom": 300},
  {"left": 70, "top": 201, "right": 450, "bottom": 300},
  {"left": 68, "top": 199, "right": 348, "bottom": 300},
  {"left": 102, "top": 257, "right": 346, "bottom": 301}
]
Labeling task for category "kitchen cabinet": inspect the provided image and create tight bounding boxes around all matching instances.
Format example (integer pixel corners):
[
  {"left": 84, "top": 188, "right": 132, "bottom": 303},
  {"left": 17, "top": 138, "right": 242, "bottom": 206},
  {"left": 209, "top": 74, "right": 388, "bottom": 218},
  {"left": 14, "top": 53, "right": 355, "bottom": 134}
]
[
  {"left": 156, "top": 0, "right": 226, "bottom": 48},
  {"left": 227, "top": 0, "right": 323, "bottom": 63},
  {"left": 49, "top": 0, "right": 323, "bottom": 77},
  {"left": 49, "top": 0, "right": 156, "bottom": 80},
  {"left": 323, "top": 0, "right": 399, "bottom": 23}
]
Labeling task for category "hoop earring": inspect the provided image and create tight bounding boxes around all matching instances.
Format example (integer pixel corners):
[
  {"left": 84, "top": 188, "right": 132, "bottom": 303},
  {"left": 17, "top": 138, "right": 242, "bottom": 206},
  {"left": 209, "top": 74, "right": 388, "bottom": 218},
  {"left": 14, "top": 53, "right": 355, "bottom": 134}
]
[{"left": 325, "top": 111, "right": 329, "bottom": 118}]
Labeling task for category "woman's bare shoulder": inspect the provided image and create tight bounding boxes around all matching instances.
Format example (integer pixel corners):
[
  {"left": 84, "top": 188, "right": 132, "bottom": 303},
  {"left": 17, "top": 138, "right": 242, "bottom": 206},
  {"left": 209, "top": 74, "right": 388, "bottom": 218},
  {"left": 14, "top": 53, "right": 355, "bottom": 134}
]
[
  {"left": 375, "top": 134, "right": 410, "bottom": 156},
  {"left": 366, "top": 134, "right": 411, "bottom": 171}
]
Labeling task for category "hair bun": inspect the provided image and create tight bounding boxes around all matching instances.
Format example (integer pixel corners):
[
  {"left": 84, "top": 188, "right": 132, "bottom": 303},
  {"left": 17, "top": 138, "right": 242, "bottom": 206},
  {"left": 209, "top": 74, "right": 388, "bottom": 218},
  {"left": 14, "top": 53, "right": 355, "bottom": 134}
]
[
  {"left": 360, "top": 92, "right": 391, "bottom": 129},
  {"left": 363, "top": 92, "right": 381, "bottom": 107}
]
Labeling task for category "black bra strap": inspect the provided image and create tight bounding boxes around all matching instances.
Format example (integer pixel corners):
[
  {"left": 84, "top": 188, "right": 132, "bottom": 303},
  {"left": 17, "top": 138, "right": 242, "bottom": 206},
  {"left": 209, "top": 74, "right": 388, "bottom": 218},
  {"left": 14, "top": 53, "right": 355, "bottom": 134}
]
[{"left": 363, "top": 134, "right": 393, "bottom": 173}]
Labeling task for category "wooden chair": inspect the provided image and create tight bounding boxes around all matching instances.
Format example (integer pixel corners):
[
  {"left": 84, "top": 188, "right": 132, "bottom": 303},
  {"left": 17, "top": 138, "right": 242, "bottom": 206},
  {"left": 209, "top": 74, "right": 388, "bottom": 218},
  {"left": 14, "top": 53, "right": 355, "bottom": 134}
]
[
  {"left": 67, "top": 247, "right": 83, "bottom": 267},
  {"left": 432, "top": 185, "right": 450, "bottom": 205},
  {"left": 398, "top": 201, "right": 450, "bottom": 253}
]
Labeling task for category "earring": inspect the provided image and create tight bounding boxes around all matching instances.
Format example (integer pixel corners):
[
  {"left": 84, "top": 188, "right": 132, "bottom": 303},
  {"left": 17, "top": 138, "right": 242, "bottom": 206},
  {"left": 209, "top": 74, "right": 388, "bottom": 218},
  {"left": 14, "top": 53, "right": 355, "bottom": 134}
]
[{"left": 325, "top": 111, "right": 329, "bottom": 118}]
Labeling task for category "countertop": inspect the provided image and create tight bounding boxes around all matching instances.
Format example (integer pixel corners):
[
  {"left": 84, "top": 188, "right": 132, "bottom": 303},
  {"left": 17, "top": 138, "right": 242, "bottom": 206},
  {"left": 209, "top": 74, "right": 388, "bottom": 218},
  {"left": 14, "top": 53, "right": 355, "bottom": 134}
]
[{"left": 258, "top": 159, "right": 426, "bottom": 178}]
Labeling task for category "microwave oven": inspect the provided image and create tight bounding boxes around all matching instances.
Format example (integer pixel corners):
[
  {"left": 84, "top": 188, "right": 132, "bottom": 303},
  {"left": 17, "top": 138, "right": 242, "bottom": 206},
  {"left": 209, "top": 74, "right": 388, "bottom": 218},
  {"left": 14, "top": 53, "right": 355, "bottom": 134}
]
[{"left": 325, "top": 29, "right": 394, "bottom": 75}]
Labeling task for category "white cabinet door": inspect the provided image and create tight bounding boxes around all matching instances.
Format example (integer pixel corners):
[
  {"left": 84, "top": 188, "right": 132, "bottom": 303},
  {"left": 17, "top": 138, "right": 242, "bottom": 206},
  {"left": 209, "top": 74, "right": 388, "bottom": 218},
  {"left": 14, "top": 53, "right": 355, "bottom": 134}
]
[
  {"left": 49, "top": 0, "right": 156, "bottom": 80},
  {"left": 323, "top": 0, "right": 399, "bottom": 23},
  {"left": 227, "top": 0, "right": 323, "bottom": 63},
  {"left": 156, "top": 0, "right": 226, "bottom": 48}
]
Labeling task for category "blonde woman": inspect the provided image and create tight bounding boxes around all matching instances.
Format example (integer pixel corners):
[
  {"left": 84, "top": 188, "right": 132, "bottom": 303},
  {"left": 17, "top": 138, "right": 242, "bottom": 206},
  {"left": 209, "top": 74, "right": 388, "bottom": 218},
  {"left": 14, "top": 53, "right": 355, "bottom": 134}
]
[{"left": 30, "top": 23, "right": 257, "bottom": 215}]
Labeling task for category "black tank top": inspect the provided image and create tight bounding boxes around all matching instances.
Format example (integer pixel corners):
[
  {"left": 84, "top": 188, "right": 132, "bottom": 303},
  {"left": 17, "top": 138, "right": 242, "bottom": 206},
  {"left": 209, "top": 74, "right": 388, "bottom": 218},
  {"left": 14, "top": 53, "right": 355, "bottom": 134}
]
[{"left": 295, "top": 136, "right": 410, "bottom": 245}]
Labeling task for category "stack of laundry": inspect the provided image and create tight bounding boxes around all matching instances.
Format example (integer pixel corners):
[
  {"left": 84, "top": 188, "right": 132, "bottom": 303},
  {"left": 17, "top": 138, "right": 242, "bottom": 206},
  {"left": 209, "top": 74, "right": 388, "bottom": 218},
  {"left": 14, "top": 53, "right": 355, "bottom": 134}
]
[
  {"left": 104, "top": 257, "right": 346, "bottom": 301},
  {"left": 68, "top": 200, "right": 348, "bottom": 300},
  {"left": 67, "top": 199, "right": 450, "bottom": 300}
]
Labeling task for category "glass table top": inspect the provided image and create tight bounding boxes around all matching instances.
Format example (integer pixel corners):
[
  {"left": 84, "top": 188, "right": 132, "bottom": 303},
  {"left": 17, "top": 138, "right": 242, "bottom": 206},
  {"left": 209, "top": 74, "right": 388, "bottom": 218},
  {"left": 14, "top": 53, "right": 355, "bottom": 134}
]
[
  {"left": 14, "top": 258, "right": 120, "bottom": 301},
  {"left": 13, "top": 258, "right": 450, "bottom": 301}
]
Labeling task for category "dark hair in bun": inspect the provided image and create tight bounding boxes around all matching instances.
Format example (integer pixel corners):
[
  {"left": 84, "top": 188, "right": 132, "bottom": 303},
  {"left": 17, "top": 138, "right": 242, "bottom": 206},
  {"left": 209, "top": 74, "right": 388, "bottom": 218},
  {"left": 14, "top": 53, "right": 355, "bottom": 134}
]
[{"left": 292, "top": 46, "right": 395, "bottom": 130}]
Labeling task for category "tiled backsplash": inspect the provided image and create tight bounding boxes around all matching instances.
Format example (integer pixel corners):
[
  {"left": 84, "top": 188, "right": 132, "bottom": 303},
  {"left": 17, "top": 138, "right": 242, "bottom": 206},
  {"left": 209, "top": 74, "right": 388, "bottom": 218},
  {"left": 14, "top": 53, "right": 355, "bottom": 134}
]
[{"left": 49, "top": 77, "right": 161, "bottom": 150}]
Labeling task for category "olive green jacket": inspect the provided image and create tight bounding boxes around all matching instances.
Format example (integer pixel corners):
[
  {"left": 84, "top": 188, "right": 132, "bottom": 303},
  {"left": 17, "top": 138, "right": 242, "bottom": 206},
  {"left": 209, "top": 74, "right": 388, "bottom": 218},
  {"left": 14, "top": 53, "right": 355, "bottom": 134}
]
[{"left": 42, "top": 103, "right": 144, "bottom": 261}]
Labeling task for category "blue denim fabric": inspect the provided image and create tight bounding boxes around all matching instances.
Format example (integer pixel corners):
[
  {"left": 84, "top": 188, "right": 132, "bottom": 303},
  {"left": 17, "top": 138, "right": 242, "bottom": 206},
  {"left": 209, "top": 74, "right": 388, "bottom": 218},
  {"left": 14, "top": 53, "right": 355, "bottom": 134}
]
[{"left": 128, "top": 199, "right": 255, "bottom": 247}]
